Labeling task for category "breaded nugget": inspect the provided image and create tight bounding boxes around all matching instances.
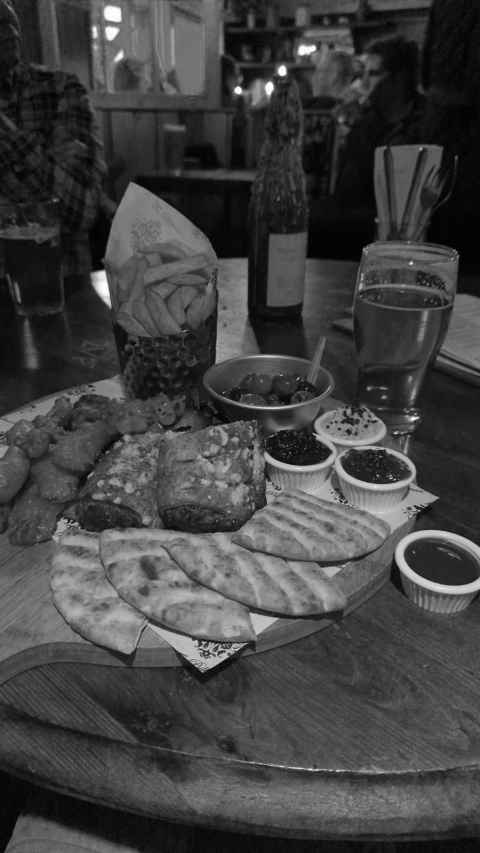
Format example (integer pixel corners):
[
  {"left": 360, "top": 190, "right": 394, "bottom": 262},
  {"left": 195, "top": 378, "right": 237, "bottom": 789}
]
[
  {"left": 70, "top": 394, "right": 116, "bottom": 429},
  {"left": 110, "top": 399, "right": 150, "bottom": 435},
  {"left": 30, "top": 456, "right": 80, "bottom": 502},
  {"left": 51, "top": 420, "right": 116, "bottom": 475},
  {"left": 9, "top": 483, "right": 64, "bottom": 546},
  {"left": 7, "top": 419, "right": 50, "bottom": 459},
  {"left": 0, "top": 446, "right": 30, "bottom": 503},
  {"left": 34, "top": 396, "right": 73, "bottom": 434}
]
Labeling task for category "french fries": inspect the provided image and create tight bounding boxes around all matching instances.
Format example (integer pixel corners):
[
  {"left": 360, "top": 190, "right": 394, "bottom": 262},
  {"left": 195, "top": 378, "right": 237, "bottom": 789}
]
[
  {"left": 143, "top": 254, "right": 211, "bottom": 287},
  {"left": 108, "top": 241, "right": 217, "bottom": 339}
]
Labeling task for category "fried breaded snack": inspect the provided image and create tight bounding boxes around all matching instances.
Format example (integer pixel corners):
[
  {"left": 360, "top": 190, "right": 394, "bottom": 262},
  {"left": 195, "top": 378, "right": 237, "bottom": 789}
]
[
  {"left": 69, "top": 394, "right": 116, "bottom": 430},
  {"left": 8, "top": 483, "right": 64, "bottom": 546},
  {"left": 7, "top": 419, "right": 50, "bottom": 459},
  {"left": 51, "top": 420, "right": 117, "bottom": 475},
  {"left": 0, "top": 446, "right": 30, "bottom": 504},
  {"left": 30, "top": 456, "right": 80, "bottom": 502},
  {"left": 33, "top": 395, "right": 73, "bottom": 437}
]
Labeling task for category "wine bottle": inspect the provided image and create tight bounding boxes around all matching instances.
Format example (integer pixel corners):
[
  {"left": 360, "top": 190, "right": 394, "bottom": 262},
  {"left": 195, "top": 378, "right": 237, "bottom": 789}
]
[{"left": 248, "top": 75, "right": 308, "bottom": 321}]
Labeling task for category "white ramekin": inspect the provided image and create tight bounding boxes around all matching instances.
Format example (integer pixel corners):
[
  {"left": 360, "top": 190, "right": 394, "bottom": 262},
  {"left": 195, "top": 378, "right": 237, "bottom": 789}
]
[
  {"left": 265, "top": 435, "right": 336, "bottom": 494},
  {"left": 395, "top": 530, "right": 480, "bottom": 614},
  {"left": 334, "top": 445, "right": 416, "bottom": 513},
  {"left": 314, "top": 406, "right": 387, "bottom": 450}
]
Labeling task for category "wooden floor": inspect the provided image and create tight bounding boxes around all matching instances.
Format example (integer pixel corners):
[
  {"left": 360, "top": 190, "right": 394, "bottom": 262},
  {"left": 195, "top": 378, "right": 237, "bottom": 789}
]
[{"left": 1, "top": 772, "right": 480, "bottom": 853}]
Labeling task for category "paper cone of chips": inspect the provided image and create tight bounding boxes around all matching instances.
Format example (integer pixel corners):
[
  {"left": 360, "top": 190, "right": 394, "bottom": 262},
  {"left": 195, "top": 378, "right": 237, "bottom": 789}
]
[{"left": 104, "top": 183, "right": 218, "bottom": 337}]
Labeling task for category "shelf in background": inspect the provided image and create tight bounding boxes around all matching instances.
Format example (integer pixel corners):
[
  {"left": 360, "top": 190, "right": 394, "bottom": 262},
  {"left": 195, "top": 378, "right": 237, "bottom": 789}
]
[{"left": 237, "top": 61, "right": 314, "bottom": 70}]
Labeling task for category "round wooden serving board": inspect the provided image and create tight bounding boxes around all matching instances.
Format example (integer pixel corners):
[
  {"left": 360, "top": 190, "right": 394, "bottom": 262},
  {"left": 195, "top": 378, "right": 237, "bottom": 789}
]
[{"left": 0, "top": 520, "right": 412, "bottom": 686}]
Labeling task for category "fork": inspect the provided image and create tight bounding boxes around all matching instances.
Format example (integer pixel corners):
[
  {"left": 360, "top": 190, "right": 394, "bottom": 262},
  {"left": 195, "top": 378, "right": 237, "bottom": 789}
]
[{"left": 413, "top": 156, "right": 458, "bottom": 240}]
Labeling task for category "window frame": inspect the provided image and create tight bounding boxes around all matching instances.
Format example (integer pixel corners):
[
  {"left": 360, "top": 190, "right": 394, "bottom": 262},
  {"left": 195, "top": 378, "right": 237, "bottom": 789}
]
[{"left": 38, "top": 0, "right": 222, "bottom": 110}]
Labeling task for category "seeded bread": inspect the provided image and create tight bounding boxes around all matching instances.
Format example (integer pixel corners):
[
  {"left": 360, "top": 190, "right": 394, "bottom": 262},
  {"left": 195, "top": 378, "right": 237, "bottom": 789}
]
[
  {"left": 156, "top": 420, "right": 266, "bottom": 532},
  {"left": 72, "top": 431, "right": 164, "bottom": 531}
]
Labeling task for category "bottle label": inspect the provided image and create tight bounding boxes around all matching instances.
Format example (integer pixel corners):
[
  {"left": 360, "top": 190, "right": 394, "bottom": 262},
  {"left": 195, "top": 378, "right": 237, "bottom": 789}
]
[{"left": 266, "top": 232, "right": 307, "bottom": 307}]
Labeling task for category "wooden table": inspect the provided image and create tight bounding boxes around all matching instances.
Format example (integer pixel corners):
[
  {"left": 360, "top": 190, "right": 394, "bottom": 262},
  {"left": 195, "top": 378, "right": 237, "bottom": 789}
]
[{"left": 0, "top": 259, "right": 480, "bottom": 843}]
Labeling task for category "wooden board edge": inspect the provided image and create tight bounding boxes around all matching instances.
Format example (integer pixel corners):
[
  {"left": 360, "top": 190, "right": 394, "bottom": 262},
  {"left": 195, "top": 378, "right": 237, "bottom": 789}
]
[{"left": 0, "top": 519, "right": 414, "bottom": 684}]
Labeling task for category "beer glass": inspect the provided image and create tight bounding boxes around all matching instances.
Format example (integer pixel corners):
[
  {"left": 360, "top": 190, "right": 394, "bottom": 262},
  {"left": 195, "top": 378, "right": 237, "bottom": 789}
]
[
  {"left": 353, "top": 241, "right": 458, "bottom": 435},
  {"left": 163, "top": 124, "right": 186, "bottom": 174},
  {"left": 0, "top": 198, "right": 64, "bottom": 317}
]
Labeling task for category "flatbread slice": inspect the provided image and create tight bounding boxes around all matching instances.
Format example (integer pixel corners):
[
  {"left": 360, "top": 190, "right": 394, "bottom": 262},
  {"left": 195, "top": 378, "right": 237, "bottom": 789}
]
[
  {"left": 99, "top": 529, "right": 255, "bottom": 643},
  {"left": 50, "top": 530, "right": 146, "bottom": 655},
  {"left": 162, "top": 532, "right": 347, "bottom": 616},
  {"left": 232, "top": 489, "right": 390, "bottom": 562}
]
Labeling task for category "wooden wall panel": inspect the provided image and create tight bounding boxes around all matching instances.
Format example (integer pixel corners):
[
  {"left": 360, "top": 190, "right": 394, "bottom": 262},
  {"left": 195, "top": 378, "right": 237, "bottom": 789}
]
[{"left": 98, "top": 108, "right": 238, "bottom": 200}]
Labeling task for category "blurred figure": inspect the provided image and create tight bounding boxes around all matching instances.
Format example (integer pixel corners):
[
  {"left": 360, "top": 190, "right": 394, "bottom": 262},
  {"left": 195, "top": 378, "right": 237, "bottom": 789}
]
[
  {"left": 334, "top": 35, "right": 424, "bottom": 209},
  {"left": 420, "top": 0, "right": 480, "bottom": 266},
  {"left": 0, "top": 0, "right": 105, "bottom": 276},
  {"left": 113, "top": 56, "right": 150, "bottom": 92},
  {"left": 309, "top": 35, "right": 424, "bottom": 259},
  {"left": 311, "top": 50, "right": 355, "bottom": 104},
  {"left": 221, "top": 53, "right": 241, "bottom": 106}
]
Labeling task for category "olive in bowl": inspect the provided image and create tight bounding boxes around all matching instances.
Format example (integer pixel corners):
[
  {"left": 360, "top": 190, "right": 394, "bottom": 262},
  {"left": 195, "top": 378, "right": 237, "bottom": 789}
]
[
  {"left": 265, "top": 429, "right": 336, "bottom": 493},
  {"left": 395, "top": 530, "right": 480, "bottom": 614},
  {"left": 203, "top": 354, "right": 334, "bottom": 434},
  {"left": 334, "top": 445, "right": 416, "bottom": 513}
]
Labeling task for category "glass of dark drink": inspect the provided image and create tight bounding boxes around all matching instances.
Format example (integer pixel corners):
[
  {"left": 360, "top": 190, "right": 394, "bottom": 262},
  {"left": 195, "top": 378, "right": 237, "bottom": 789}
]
[
  {"left": 353, "top": 241, "right": 458, "bottom": 436},
  {"left": 0, "top": 199, "right": 64, "bottom": 317}
]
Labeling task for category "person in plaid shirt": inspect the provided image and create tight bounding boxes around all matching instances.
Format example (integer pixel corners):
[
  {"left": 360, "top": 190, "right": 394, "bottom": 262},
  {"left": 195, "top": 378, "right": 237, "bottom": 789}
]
[{"left": 0, "top": 0, "right": 106, "bottom": 276}]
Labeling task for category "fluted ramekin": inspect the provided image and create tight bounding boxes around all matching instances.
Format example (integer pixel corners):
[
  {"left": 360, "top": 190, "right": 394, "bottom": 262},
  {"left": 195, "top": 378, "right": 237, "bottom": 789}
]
[
  {"left": 395, "top": 530, "right": 480, "bottom": 614},
  {"left": 265, "top": 435, "right": 336, "bottom": 494},
  {"left": 334, "top": 445, "right": 416, "bottom": 513}
]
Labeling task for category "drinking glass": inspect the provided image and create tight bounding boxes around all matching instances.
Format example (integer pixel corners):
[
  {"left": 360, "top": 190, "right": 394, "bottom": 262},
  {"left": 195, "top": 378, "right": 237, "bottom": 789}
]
[
  {"left": 163, "top": 123, "right": 186, "bottom": 174},
  {"left": 353, "top": 241, "right": 458, "bottom": 436},
  {"left": 0, "top": 198, "right": 64, "bottom": 317}
]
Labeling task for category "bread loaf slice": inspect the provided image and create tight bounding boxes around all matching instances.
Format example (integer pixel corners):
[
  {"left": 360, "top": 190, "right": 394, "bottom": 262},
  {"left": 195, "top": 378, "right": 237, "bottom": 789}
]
[
  {"left": 156, "top": 420, "right": 265, "bottom": 532},
  {"left": 71, "top": 431, "right": 163, "bottom": 531}
]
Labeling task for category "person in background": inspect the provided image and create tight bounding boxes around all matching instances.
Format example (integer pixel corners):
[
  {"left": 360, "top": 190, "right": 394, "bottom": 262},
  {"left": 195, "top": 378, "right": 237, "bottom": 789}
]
[
  {"left": 113, "top": 56, "right": 150, "bottom": 92},
  {"left": 420, "top": 0, "right": 480, "bottom": 266},
  {"left": 311, "top": 50, "right": 355, "bottom": 105},
  {"left": 333, "top": 35, "right": 424, "bottom": 209},
  {"left": 0, "top": 0, "right": 105, "bottom": 277},
  {"left": 221, "top": 53, "right": 241, "bottom": 106},
  {"left": 308, "top": 35, "right": 424, "bottom": 259}
]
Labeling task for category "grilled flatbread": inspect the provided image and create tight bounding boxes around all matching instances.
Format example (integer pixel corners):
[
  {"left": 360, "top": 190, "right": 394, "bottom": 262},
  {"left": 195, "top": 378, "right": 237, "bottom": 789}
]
[
  {"left": 232, "top": 489, "right": 390, "bottom": 562},
  {"left": 162, "top": 532, "right": 347, "bottom": 616},
  {"left": 50, "top": 530, "right": 146, "bottom": 655},
  {"left": 99, "top": 529, "right": 255, "bottom": 642}
]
